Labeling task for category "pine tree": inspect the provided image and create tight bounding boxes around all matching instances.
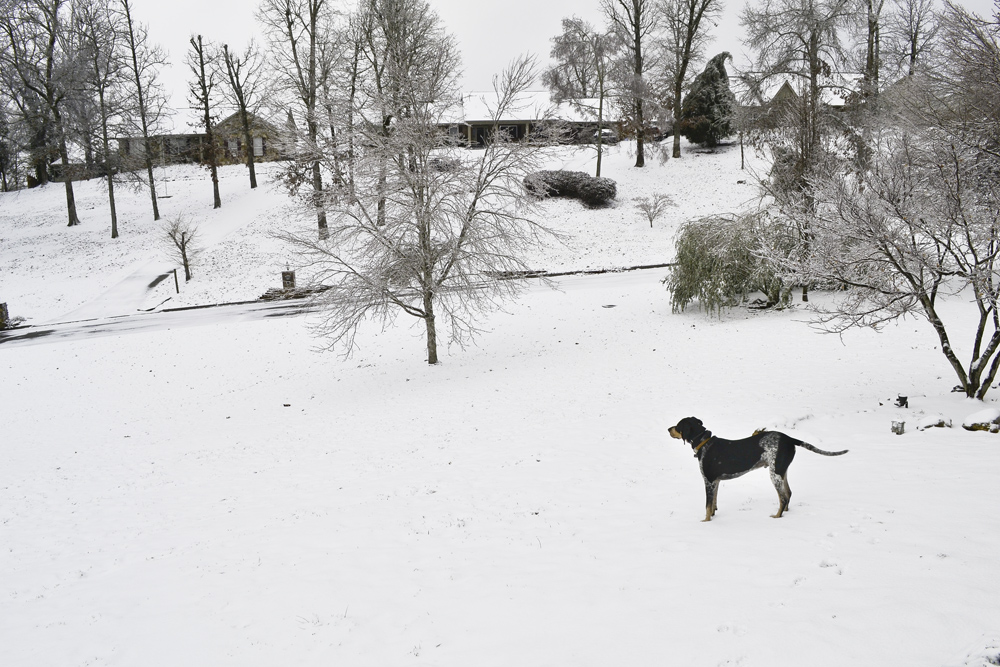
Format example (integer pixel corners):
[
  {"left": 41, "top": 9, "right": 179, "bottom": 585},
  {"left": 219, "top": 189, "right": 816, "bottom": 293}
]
[{"left": 678, "top": 52, "right": 735, "bottom": 147}]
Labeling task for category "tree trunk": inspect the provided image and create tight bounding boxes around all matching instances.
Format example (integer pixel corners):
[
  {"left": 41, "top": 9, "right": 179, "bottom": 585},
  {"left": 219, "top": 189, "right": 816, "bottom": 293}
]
[
  {"left": 423, "top": 293, "right": 438, "bottom": 365},
  {"left": 312, "top": 158, "right": 327, "bottom": 237},
  {"left": 107, "top": 171, "right": 118, "bottom": 238},
  {"left": 194, "top": 36, "right": 222, "bottom": 209},
  {"left": 673, "top": 76, "right": 683, "bottom": 158},
  {"left": 53, "top": 108, "right": 80, "bottom": 227},
  {"left": 124, "top": 0, "right": 160, "bottom": 221},
  {"left": 239, "top": 109, "right": 258, "bottom": 189},
  {"left": 96, "top": 83, "right": 119, "bottom": 238},
  {"left": 181, "top": 232, "right": 192, "bottom": 281},
  {"left": 596, "top": 89, "right": 604, "bottom": 177},
  {"left": 632, "top": 2, "right": 645, "bottom": 169},
  {"left": 634, "top": 90, "right": 645, "bottom": 167},
  {"left": 143, "top": 140, "right": 159, "bottom": 220}
]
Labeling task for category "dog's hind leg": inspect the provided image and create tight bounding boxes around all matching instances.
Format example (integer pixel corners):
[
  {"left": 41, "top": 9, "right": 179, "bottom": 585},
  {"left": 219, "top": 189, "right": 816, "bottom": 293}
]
[
  {"left": 703, "top": 481, "right": 719, "bottom": 522},
  {"left": 770, "top": 471, "right": 791, "bottom": 518}
]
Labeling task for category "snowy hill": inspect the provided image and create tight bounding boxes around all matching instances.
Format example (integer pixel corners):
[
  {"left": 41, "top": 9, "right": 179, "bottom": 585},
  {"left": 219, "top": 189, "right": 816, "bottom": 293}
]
[
  {"left": 1, "top": 141, "right": 999, "bottom": 667},
  {"left": 0, "top": 140, "right": 756, "bottom": 324}
]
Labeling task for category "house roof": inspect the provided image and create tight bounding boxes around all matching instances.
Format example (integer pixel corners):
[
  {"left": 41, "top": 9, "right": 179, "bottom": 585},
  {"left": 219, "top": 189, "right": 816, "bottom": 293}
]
[
  {"left": 215, "top": 111, "right": 280, "bottom": 134},
  {"left": 730, "top": 73, "right": 864, "bottom": 107}
]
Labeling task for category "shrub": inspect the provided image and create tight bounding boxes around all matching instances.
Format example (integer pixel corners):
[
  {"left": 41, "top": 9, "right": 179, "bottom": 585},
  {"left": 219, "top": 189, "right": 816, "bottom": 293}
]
[
  {"left": 523, "top": 170, "right": 617, "bottom": 207},
  {"left": 664, "top": 212, "right": 793, "bottom": 314}
]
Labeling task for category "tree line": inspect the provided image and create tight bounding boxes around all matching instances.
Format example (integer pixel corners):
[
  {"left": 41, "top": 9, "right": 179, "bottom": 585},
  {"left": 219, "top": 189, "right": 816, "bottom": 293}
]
[
  {"left": 542, "top": 0, "right": 942, "bottom": 172},
  {"left": 0, "top": 0, "right": 267, "bottom": 233}
]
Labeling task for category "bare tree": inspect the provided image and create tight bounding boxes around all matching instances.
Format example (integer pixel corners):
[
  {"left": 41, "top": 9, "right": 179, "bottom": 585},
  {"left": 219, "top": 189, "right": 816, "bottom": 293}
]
[
  {"left": 258, "top": 0, "right": 335, "bottom": 237},
  {"left": 164, "top": 216, "right": 199, "bottom": 282},
  {"left": 885, "top": 0, "right": 937, "bottom": 76},
  {"left": 283, "top": 50, "right": 557, "bottom": 365},
  {"left": 857, "top": 0, "right": 887, "bottom": 101},
  {"left": 658, "top": 0, "right": 722, "bottom": 158},
  {"left": 602, "top": 0, "right": 659, "bottom": 167},
  {"left": 0, "top": 70, "right": 53, "bottom": 188},
  {"left": 768, "top": 1, "right": 1000, "bottom": 398},
  {"left": 75, "top": 0, "right": 127, "bottom": 237},
  {"left": 188, "top": 34, "right": 221, "bottom": 209},
  {"left": 120, "top": 0, "right": 168, "bottom": 221},
  {"left": 932, "top": 0, "right": 1000, "bottom": 156},
  {"left": 543, "top": 17, "right": 620, "bottom": 177},
  {"left": 634, "top": 192, "right": 675, "bottom": 227},
  {"left": 740, "top": 0, "right": 854, "bottom": 301},
  {"left": 543, "top": 17, "right": 599, "bottom": 97},
  {"left": 220, "top": 41, "right": 266, "bottom": 189},
  {"left": 785, "top": 128, "right": 1000, "bottom": 399},
  {"left": 0, "top": 0, "right": 82, "bottom": 226}
]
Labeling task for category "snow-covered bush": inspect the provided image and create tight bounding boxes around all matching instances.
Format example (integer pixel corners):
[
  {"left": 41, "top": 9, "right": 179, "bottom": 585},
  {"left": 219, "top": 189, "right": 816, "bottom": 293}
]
[
  {"left": 678, "top": 52, "right": 736, "bottom": 148},
  {"left": 523, "top": 170, "right": 617, "bottom": 207},
  {"left": 665, "top": 212, "right": 793, "bottom": 314}
]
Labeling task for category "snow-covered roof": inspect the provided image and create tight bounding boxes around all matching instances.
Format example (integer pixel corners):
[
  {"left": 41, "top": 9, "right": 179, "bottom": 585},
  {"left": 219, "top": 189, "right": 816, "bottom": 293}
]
[
  {"left": 443, "top": 91, "right": 608, "bottom": 124},
  {"left": 730, "top": 73, "right": 864, "bottom": 107}
]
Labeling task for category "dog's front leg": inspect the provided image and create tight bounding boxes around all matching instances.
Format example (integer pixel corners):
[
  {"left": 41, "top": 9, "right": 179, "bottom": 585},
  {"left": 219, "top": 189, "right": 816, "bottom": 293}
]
[{"left": 703, "top": 480, "right": 718, "bottom": 522}]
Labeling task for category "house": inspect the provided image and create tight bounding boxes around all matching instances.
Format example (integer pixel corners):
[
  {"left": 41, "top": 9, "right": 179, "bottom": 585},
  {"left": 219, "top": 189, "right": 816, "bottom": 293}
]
[
  {"left": 117, "top": 133, "right": 208, "bottom": 166},
  {"left": 733, "top": 75, "right": 863, "bottom": 110},
  {"left": 117, "top": 112, "right": 285, "bottom": 167},
  {"left": 442, "top": 91, "right": 618, "bottom": 147},
  {"left": 213, "top": 112, "right": 284, "bottom": 164}
]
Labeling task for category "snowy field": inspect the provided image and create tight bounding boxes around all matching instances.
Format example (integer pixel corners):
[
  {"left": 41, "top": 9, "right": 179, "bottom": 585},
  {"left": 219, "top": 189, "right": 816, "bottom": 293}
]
[{"left": 1, "top": 141, "right": 999, "bottom": 666}]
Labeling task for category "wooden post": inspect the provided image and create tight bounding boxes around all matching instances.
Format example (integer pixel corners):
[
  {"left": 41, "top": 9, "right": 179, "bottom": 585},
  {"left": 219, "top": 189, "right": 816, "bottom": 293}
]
[
  {"left": 173, "top": 269, "right": 179, "bottom": 293},
  {"left": 0, "top": 302, "right": 8, "bottom": 329}
]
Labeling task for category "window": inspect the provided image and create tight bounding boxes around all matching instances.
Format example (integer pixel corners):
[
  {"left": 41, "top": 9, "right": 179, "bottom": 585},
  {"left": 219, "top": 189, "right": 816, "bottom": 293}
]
[
  {"left": 499, "top": 124, "right": 519, "bottom": 140},
  {"left": 228, "top": 139, "right": 238, "bottom": 157},
  {"left": 253, "top": 136, "right": 264, "bottom": 157}
]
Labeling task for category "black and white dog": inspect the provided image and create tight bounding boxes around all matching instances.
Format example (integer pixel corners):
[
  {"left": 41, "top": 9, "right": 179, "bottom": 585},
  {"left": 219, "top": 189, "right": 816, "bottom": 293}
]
[{"left": 668, "top": 417, "right": 848, "bottom": 522}]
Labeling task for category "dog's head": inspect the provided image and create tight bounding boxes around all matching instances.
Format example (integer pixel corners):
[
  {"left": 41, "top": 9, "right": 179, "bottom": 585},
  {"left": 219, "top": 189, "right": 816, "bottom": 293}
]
[{"left": 669, "top": 417, "right": 708, "bottom": 444}]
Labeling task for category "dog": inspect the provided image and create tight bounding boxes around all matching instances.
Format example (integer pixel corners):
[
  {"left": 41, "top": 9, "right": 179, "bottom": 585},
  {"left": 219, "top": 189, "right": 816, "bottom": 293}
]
[{"left": 668, "top": 416, "right": 848, "bottom": 522}]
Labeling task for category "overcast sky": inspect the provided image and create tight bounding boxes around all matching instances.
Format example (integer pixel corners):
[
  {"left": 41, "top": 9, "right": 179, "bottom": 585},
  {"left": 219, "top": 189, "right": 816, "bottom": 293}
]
[{"left": 132, "top": 0, "right": 996, "bottom": 131}]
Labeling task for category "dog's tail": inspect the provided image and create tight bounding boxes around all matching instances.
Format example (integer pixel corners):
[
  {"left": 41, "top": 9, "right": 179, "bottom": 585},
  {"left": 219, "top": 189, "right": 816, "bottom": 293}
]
[{"left": 797, "top": 441, "right": 849, "bottom": 456}]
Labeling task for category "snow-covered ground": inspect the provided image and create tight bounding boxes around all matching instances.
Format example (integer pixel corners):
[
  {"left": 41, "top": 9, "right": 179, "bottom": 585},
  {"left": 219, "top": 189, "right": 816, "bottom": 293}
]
[{"left": 1, "top": 141, "right": 999, "bottom": 667}]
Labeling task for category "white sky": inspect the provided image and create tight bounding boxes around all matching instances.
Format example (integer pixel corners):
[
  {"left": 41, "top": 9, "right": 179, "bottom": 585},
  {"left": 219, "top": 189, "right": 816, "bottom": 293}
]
[{"left": 131, "top": 0, "right": 996, "bottom": 131}]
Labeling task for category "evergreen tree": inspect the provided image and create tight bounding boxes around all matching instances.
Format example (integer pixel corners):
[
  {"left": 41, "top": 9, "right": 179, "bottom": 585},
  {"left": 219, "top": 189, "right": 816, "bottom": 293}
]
[{"left": 678, "top": 52, "right": 736, "bottom": 147}]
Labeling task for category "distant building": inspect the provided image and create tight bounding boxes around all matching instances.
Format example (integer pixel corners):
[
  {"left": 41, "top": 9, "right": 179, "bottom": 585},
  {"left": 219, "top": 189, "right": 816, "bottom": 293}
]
[
  {"left": 440, "top": 91, "right": 620, "bottom": 147},
  {"left": 117, "top": 112, "right": 285, "bottom": 167},
  {"left": 214, "top": 112, "right": 284, "bottom": 164}
]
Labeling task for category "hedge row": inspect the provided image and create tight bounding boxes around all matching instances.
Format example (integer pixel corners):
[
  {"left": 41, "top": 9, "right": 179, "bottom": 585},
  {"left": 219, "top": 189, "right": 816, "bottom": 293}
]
[{"left": 523, "top": 170, "right": 617, "bottom": 207}]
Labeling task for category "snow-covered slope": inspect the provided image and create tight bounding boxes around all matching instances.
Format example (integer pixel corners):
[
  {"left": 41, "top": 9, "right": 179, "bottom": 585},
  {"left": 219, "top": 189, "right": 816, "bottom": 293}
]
[{"left": 0, "top": 140, "right": 758, "bottom": 324}]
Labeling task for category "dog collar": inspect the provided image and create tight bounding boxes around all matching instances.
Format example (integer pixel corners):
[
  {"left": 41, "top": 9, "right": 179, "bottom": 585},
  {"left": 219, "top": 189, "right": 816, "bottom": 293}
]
[{"left": 694, "top": 436, "right": 712, "bottom": 453}]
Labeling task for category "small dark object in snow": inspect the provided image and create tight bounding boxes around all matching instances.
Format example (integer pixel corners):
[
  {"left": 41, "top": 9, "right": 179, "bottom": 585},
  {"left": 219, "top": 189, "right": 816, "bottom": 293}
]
[
  {"left": 748, "top": 298, "right": 776, "bottom": 310},
  {"left": 259, "top": 285, "right": 330, "bottom": 301},
  {"left": 891, "top": 421, "right": 905, "bottom": 435},
  {"left": 895, "top": 396, "right": 908, "bottom": 408}
]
